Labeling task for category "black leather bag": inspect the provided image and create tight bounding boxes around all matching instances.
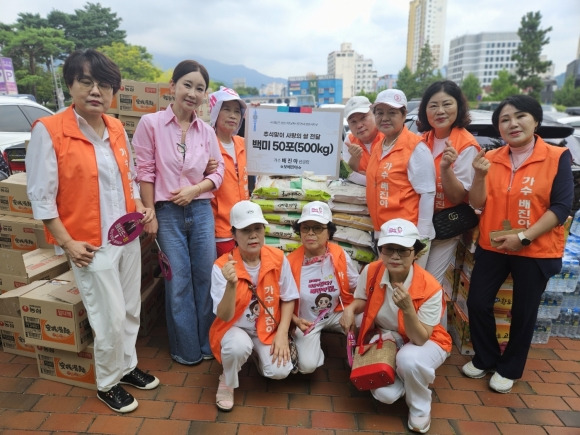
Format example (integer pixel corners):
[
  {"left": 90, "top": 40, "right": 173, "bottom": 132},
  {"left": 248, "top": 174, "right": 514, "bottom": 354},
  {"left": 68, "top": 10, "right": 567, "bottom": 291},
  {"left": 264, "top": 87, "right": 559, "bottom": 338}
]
[{"left": 432, "top": 203, "right": 479, "bottom": 240}]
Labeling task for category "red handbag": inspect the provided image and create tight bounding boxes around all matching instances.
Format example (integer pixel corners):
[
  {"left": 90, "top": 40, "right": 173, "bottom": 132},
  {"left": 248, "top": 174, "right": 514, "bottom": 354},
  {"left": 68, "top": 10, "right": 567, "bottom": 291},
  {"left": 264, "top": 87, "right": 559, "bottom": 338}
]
[{"left": 349, "top": 267, "right": 397, "bottom": 391}]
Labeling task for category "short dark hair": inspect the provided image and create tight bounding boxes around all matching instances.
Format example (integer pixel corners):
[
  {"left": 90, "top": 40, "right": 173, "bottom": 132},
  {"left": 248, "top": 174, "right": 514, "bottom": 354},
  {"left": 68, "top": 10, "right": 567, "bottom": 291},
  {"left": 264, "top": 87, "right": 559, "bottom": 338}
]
[
  {"left": 491, "top": 95, "right": 542, "bottom": 131},
  {"left": 291, "top": 220, "right": 337, "bottom": 240},
  {"left": 172, "top": 60, "right": 209, "bottom": 90},
  {"left": 63, "top": 49, "right": 122, "bottom": 94},
  {"left": 417, "top": 80, "right": 471, "bottom": 133}
]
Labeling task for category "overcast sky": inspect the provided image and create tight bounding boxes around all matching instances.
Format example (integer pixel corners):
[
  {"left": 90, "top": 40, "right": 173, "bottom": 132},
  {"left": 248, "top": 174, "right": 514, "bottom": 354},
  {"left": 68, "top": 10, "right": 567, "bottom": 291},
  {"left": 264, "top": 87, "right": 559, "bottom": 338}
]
[{"left": 2, "top": 0, "right": 579, "bottom": 79}]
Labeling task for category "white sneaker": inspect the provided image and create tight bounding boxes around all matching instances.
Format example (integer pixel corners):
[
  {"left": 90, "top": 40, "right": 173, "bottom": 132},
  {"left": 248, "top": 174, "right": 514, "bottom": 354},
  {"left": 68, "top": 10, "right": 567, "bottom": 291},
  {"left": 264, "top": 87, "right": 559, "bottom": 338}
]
[
  {"left": 408, "top": 413, "right": 431, "bottom": 433},
  {"left": 489, "top": 372, "right": 514, "bottom": 393},
  {"left": 461, "top": 361, "right": 490, "bottom": 379}
]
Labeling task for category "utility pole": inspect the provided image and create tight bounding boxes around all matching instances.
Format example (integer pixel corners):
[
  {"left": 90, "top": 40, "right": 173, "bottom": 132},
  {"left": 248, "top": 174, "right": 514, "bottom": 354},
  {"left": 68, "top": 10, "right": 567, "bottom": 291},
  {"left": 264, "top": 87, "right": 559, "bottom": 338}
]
[{"left": 50, "top": 56, "right": 65, "bottom": 111}]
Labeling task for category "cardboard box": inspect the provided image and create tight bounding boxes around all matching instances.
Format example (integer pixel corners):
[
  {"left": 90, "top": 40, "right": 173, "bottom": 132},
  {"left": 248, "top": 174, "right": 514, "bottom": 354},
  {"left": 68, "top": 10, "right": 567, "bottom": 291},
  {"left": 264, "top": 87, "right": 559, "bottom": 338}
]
[
  {"left": 36, "top": 343, "right": 96, "bottom": 390},
  {"left": 139, "top": 278, "right": 164, "bottom": 337},
  {"left": 462, "top": 249, "right": 475, "bottom": 280},
  {"left": 19, "top": 273, "right": 92, "bottom": 352},
  {"left": 196, "top": 96, "right": 210, "bottom": 123},
  {"left": 449, "top": 302, "right": 474, "bottom": 355},
  {"left": 107, "top": 93, "right": 119, "bottom": 115},
  {"left": 118, "top": 80, "right": 158, "bottom": 117},
  {"left": 0, "top": 281, "right": 48, "bottom": 357},
  {"left": 442, "top": 262, "right": 459, "bottom": 301},
  {"left": 158, "top": 83, "right": 175, "bottom": 111},
  {"left": 0, "top": 172, "right": 33, "bottom": 218},
  {"left": 0, "top": 248, "right": 70, "bottom": 292},
  {"left": 119, "top": 115, "right": 141, "bottom": 136},
  {"left": 0, "top": 214, "right": 51, "bottom": 251}
]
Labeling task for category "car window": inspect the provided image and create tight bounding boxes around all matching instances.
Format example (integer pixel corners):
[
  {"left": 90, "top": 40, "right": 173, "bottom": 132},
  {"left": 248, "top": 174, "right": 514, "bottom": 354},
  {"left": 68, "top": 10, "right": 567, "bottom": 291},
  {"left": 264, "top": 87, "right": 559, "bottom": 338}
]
[
  {"left": 0, "top": 105, "right": 31, "bottom": 132},
  {"left": 20, "top": 105, "right": 52, "bottom": 124}
]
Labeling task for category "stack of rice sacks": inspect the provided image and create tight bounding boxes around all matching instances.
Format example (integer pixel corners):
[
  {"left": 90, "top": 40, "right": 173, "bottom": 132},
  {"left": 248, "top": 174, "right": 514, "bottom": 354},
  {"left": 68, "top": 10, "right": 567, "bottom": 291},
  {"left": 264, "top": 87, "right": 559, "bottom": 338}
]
[{"left": 251, "top": 175, "right": 377, "bottom": 271}]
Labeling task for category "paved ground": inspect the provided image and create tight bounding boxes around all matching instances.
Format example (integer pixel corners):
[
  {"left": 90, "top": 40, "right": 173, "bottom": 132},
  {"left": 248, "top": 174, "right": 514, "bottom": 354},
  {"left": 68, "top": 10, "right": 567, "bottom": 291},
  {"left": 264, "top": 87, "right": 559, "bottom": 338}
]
[{"left": 1, "top": 314, "right": 579, "bottom": 434}]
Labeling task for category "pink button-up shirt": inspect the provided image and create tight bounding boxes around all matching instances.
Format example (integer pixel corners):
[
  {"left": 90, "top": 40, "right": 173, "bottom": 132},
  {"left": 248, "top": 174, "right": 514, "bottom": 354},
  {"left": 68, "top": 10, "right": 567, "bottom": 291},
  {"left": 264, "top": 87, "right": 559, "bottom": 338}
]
[{"left": 133, "top": 104, "right": 224, "bottom": 202}]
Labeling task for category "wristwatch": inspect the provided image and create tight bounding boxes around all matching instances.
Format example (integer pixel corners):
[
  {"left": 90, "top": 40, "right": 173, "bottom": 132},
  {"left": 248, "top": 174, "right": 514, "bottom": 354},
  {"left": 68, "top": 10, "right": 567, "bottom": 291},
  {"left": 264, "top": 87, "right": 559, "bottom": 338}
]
[{"left": 518, "top": 231, "right": 532, "bottom": 246}]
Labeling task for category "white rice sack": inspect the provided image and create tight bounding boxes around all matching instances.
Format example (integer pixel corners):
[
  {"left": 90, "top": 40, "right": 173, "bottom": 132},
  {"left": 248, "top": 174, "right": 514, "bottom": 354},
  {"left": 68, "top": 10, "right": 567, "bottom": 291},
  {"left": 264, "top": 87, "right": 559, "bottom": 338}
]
[
  {"left": 335, "top": 241, "right": 376, "bottom": 263},
  {"left": 262, "top": 212, "right": 301, "bottom": 225},
  {"left": 332, "top": 213, "right": 374, "bottom": 232},
  {"left": 327, "top": 179, "right": 366, "bottom": 205},
  {"left": 252, "top": 175, "right": 331, "bottom": 201},
  {"left": 264, "top": 236, "right": 302, "bottom": 253},
  {"left": 265, "top": 224, "right": 299, "bottom": 241},
  {"left": 328, "top": 200, "right": 369, "bottom": 215},
  {"left": 333, "top": 225, "right": 373, "bottom": 248},
  {"left": 252, "top": 199, "right": 309, "bottom": 213}
]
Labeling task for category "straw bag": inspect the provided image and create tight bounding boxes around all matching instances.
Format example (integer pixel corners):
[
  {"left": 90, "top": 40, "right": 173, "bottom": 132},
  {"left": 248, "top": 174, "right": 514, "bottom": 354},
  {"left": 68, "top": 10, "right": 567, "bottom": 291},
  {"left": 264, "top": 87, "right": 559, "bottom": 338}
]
[{"left": 349, "top": 266, "right": 397, "bottom": 391}]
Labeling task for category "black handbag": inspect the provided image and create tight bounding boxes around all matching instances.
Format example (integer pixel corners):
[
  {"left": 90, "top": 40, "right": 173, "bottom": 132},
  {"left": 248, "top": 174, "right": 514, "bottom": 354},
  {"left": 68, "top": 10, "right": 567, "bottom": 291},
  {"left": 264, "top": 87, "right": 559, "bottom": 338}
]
[{"left": 432, "top": 203, "right": 479, "bottom": 240}]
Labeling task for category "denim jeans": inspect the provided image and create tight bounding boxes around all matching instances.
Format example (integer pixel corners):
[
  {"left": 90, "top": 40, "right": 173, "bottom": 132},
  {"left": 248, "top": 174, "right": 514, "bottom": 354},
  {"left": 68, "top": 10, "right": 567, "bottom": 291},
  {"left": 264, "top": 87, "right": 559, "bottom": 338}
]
[{"left": 156, "top": 199, "right": 216, "bottom": 364}]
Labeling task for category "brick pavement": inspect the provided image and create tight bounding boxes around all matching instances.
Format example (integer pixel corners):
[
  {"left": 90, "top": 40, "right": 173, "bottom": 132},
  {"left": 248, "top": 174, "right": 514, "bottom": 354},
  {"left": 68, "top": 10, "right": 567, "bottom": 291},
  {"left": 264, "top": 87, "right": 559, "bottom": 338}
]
[{"left": 0, "top": 314, "right": 579, "bottom": 434}]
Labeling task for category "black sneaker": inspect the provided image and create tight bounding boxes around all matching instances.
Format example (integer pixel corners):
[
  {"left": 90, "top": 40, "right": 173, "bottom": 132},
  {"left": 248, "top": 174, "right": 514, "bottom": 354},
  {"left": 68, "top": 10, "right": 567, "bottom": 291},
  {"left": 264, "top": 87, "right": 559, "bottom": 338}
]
[
  {"left": 120, "top": 367, "right": 160, "bottom": 390},
  {"left": 97, "top": 384, "right": 138, "bottom": 413}
]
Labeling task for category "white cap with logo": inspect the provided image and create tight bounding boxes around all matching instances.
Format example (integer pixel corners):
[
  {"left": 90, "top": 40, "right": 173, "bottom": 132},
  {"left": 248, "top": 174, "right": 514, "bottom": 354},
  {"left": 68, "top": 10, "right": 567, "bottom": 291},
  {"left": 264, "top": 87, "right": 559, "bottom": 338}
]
[
  {"left": 344, "top": 96, "right": 372, "bottom": 120},
  {"left": 297, "top": 201, "right": 332, "bottom": 224},
  {"left": 377, "top": 218, "right": 420, "bottom": 248},
  {"left": 373, "top": 89, "right": 407, "bottom": 110},
  {"left": 230, "top": 200, "right": 268, "bottom": 229}
]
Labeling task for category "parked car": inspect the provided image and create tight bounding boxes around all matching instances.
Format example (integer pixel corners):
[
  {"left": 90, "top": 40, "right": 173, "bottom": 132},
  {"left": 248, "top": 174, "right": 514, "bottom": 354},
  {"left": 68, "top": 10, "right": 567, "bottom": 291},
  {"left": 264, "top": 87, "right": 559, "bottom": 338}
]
[
  {"left": 566, "top": 107, "right": 580, "bottom": 116},
  {"left": 0, "top": 96, "right": 54, "bottom": 173},
  {"left": 557, "top": 116, "right": 580, "bottom": 140}
]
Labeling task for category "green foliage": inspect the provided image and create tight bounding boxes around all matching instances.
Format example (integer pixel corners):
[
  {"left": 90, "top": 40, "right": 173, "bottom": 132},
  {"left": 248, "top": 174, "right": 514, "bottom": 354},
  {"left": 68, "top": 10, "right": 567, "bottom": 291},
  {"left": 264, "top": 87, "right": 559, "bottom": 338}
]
[
  {"left": 553, "top": 76, "right": 580, "bottom": 107},
  {"left": 234, "top": 86, "right": 259, "bottom": 97},
  {"left": 461, "top": 74, "right": 482, "bottom": 101},
  {"left": 99, "top": 42, "right": 161, "bottom": 82},
  {"left": 489, "top": 70, "right": 520, "bottom": 100},
  {"left": 395, "top": 65, "right": 419, "bottom": 99},
  {"left": 209, "top": 80, "right": 227, "bottom": 93},
  {"left": 512, "top": 11, "right": 552, "bottom": 100},
  {"left": 357, "top": 89, "right": 378, "bottom": 103},
  {"left": 47, "top": 2, "right": 126, "bottom": 50},
  {"left": 396, "top": 44, "right": 442, "bottom": 99}
]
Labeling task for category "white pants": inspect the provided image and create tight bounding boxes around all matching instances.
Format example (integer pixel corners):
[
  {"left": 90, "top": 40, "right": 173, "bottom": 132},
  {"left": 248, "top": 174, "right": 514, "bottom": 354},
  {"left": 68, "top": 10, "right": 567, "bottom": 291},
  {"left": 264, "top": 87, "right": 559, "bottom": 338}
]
[
  {"left": 425, "top": 237, "right": 460, "bottom": 284},
  {"left": 71, "top": 239, "right": 141, "bottom": 391},
  {"left": 371, "top": 340, "right": 447, "bottom": 418},
  {"left": 220, "top": 326, "right": 293, "bottom": 388}
]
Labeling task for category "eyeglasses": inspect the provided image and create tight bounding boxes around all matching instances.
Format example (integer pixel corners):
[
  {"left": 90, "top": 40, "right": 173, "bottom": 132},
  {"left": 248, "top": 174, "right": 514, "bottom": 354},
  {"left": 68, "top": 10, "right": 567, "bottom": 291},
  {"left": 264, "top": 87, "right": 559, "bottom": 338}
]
[
  {"left": 76, "top": 77, "right": 113, "bottom": 92},
  {"left": 380, "top": 246, "right": 414, "bottom": 257},
  {"left": 300, "top": 225, "right": 327, "bottom": 234},
  {"left": 176, "top": 142, "right": 187, "bottom": 161}
]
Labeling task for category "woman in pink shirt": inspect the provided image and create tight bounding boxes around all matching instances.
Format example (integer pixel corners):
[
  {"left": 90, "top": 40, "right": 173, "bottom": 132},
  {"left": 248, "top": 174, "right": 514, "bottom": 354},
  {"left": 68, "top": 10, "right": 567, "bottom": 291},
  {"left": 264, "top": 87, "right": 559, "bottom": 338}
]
[{"left": 133, "top": 60, "right": 225, "bottom": 365}]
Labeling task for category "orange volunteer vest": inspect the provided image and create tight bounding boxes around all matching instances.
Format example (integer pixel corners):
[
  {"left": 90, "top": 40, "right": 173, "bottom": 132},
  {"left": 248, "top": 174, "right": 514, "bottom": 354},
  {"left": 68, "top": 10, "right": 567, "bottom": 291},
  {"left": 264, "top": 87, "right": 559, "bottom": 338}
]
[
  {"left": 347, "top": 131, "right": 384, "bottom": 172},
  {"left": 36, "top": 106, "right": 136, "bottom": 246},
  {"left": 358, "top": 261, "right": 451, "bottom": 353},
  {"left": 366, "top": 126, "right": 424, "bottom": 231},
  {"left": 478, "top": 136, "right": 568, "bottom": 258},
  {"left": 209, "top": 245, "right": 285, "bottom": 363}
]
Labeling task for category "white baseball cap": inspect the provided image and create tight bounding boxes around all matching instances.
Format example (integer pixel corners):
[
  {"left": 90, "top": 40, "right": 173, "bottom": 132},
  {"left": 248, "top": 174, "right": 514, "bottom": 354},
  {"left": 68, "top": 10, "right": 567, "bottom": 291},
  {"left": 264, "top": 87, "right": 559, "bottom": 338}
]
[
  {"left": 345, "top": 96, "right": 372, "bottom": 120},
  {"left": 297, "top": 201, "right": 332, "bottom": 224},
  {"left": 377, "top": 218, "right": 420, "bottom": 248},
  {"left": 208, "top": 86, "right": 247, "bottom": 134},
  {"left": 230, "top": 200, "right": 268, "bottom": 229},
  {"left": 373, "top": 89, "right": 407, "bottom": 110}
]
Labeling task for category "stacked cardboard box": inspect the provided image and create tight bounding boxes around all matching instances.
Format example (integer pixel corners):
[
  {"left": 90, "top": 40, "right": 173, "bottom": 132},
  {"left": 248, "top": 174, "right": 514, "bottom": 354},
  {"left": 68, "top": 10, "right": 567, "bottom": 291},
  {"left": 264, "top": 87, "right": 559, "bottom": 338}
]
[
  {"left": 0, "top": 173, "right": 33, "bottom": 218},
  {"left": 0, "top": 214, "right": 51, "bottom": 251}
]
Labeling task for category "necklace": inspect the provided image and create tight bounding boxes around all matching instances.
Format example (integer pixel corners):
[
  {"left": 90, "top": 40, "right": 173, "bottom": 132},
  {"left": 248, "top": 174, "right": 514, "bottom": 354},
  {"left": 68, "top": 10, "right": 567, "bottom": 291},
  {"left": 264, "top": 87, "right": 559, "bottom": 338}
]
[
  {"left": 509, "top": 146, "right": 534, "bottom": 173},
  {"left": 382, "top": 131, "right": 402, "bottom": 153}
]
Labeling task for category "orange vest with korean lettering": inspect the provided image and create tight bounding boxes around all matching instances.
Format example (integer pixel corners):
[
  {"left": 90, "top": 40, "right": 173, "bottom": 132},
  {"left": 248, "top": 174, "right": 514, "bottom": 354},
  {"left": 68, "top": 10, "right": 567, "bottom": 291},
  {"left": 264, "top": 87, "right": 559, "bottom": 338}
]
[
  {"left": 35, "top": 106, "right": 136, "bottom": 246},
  {"left": 366, "top": 126, "right": 423, "bottom": 231},
  {"left": 359, "top": 261, "right": 452, "bottom": 353},
  {"left": 422, "top": 127, "right": 480, "bottom": 211},
  {"left": 287, "top": 242, "right": 354, "bottom": 316},
  {"left": 211, "top": 135, "right": 249, "bottom": 238},
  {"left": 347, "top": 131, "right": 384, "bottom": 172},
  {"left": 209, "top": 245, "right": 284, "bottom": 363},
  {"left": 478, "top": 136, "right": 568, "bottom": 258}
]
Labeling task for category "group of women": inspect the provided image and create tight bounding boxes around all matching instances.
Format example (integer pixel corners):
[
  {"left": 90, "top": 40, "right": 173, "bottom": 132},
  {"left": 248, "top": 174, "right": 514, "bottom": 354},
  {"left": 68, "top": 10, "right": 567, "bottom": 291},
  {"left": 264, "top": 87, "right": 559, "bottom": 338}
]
[{"left": 27, "top": 49, "right": 574, "bottom": 432}]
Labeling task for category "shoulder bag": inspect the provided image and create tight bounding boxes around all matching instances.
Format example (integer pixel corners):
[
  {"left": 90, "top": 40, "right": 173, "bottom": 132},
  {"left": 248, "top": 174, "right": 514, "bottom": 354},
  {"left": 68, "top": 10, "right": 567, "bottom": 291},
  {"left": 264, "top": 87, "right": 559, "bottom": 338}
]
[{"left": 432, "top": 203, "right": 479, "bottom": 240}]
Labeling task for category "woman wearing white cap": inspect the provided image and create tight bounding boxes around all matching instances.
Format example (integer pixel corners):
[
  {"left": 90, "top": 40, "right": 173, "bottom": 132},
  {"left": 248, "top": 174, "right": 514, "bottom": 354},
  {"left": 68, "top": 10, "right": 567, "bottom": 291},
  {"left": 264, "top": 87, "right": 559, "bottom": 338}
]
[
  {"left": 209, "top": 87, "right": 250, "bottom": 257},
  {"left": 286, "top": 201, "right": 359, "bottom": 373},
  {"left": 366, "top": 89, "right": 436, "bottom": 268},
  {"left": 209, "top": 200, "right": 299, "bottom": 412},
  {"left": 340, "top": 218, "right": 451, "bottom": 434}
]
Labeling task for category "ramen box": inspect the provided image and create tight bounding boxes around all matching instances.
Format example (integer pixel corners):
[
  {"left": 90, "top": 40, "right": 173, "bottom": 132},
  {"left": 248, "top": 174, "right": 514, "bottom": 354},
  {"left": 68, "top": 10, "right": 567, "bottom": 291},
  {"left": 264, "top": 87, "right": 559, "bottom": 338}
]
[
  {"left": 36, "top": 343, "right": 96, "bottom": 390},
  {"left": 19, "top": 273, "right": 92, "bottom": 352}
]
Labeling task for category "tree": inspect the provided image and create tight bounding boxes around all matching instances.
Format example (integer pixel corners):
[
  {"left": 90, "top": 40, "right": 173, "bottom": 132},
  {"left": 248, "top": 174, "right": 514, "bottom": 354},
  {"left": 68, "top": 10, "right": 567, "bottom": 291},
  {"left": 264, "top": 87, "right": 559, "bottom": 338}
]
[
  {"left": 553, "top": 76, "right": 580, "bottom": 107},
  {"left": 234, "top": 86, "right": 259, "bottom": 97},
  {"left": 461, "top": 73, "right": 482, "bottom": 102},
  {"left": 512, "top": 11, "right": 552, "bottom": 100},
  {"left": 414, "top": 43, "right": 442, "bottom": 94},
  {"left": 99, "top": 42, "right": 161, "bottom": 82},
  {"left": 47, "top": 2, "right": 126, "bottom": 50},
  {"left": 357, "top": 89, "right": 378, "bottom": 103},
  {"left": 489, "top": 70, "right": 520, "bottom": 100},
  {"left": 395, "top": 65, "right": 418, "bottom": 99}
]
